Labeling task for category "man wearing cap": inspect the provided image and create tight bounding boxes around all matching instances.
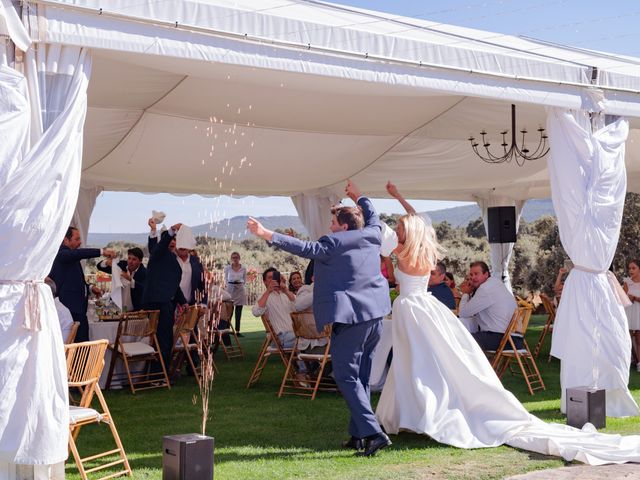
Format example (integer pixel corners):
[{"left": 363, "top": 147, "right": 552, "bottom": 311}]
[{"left": 97, "top": 247, "right": 147, "bottom": 311}]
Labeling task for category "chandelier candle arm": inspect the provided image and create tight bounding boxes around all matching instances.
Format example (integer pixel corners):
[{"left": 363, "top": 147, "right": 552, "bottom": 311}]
[{"left": 468, "top": 104, "right": 550, "bottom": 166}]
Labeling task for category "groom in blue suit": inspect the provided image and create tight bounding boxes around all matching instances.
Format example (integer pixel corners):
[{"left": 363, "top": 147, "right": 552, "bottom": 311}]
[{"left": 247, "top": 180, "right": 392, "bottom": 456}]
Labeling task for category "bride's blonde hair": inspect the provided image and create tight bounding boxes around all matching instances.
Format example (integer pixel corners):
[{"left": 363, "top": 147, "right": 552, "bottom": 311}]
[{"left": 396, "top": 214, "right": 445, "bottom": 271}]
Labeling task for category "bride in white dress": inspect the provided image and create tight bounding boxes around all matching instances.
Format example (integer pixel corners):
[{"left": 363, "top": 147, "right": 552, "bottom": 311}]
[{"left": 374, "top": 182, "right": 640, "bottom": 465}]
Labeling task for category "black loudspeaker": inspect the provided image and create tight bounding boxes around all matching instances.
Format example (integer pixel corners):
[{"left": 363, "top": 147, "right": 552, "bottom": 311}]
[
  {"left": 566, "top": 387, "right": 606, "bottom": 429},
  {"left": 163, "top": 434, "right": 214, "bottom": 480},
  {"left": 487, "top": 206, "right": 517, "bottom": 243}
]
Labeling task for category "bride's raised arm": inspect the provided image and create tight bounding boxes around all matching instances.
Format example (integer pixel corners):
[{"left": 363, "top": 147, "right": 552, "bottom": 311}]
[{"left": 386, "top": 181, "right": 416, "bottom": 214}]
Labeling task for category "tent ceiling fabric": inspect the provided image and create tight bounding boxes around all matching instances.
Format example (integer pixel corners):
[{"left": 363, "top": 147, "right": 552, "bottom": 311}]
[{"left": 29, "top": 0, "right": 640, "bottom": 200}]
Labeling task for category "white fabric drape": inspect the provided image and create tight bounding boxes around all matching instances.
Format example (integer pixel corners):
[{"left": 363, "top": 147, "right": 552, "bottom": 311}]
[
  {"left": 0, "top": 39, "right": 92, "bottom": 467},
  {"left": 72, "top": 181, "right": 103, "bottom": 245},
  {"left": 0, "top": 0, "right": 30, "bottom": 52},
  {"left": 547, "top": 107, "right": 639, "bottom": 417},
  {"left": 477, "top": 197, "right": 525, "bottom": 292},
  {"left": 291, "top": 190, "right": 341, "bottom": 240}
]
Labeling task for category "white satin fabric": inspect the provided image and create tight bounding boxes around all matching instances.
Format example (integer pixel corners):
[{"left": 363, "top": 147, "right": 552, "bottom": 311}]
[
  {"left": 376, "top": 269, "right": 640, "bottom": 465},
  {"left": 0, "top": 44, "right": 91, "bottom": 465},
  {"left": 291, "top": 190, "right": 340, "bottom": 240},
  {"left": 547, "top": 108, "right": 639, "bottom": 417}
]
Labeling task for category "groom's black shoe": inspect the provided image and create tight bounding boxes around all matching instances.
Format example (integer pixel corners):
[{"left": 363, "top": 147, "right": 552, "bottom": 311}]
[
  {"left": 356, "top": 432, "right": 392, "bottom": 457},
  {"left": 341, "top": 436, "right": 363, "bottom": 450}
]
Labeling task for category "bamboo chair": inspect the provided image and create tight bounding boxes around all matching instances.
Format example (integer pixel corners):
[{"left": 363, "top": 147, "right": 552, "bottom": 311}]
[
  {"left": 65, "top": 321, "right": 80, "bottom": 344},
  {"left": 213, "top": 300, "right": 244, "bottom": 360},
  {"left": 105, "top": 310, "right": 170, "bottom": 393},
  {"left": 246, "top": 313, "right": 293, "bottom": 388},
  {"left": 488, "top": 303, "right": 546, "bottom": 395},
  {"left": 170, "top": 305, "right": 207, "bottom": 386},
  {"left": 533, "top": 292, "right": 556, "bottom": 362},
  {"left": 66, "top": 340, "right": 132, "bottom": 480},
  {"left": 278, "top": 311, "right": 336, "bottom": 400}
]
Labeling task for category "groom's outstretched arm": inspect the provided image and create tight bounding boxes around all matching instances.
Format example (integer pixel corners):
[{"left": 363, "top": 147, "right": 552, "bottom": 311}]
[
  {"left": 247, "top": 217, "right": 335, "bottom": 261},
  {"left": 345, "top": 179, "right": 381, "bottom": 231}
]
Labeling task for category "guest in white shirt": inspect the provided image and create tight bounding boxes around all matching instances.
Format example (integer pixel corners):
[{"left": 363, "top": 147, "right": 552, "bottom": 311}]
[
  {"left": 293, "top": 275, "right": 329, "bottom": 352},
  {"left": 458, "top": 261, "right": 519, "bottom": 350},
  {"left": 295, "top": 283, "right": 313, "bottom": 312},
  {"left": 252, "top": 267, "right": 296, "bottom": 348},
  {"left": 45, "top": 277, "right": 74, "bottom": 342}
]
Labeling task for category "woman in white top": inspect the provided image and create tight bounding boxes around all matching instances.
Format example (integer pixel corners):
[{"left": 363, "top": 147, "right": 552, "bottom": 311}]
[
  {"left": 622, "top": 259, "right": 640, "bottom": 371},
  {"left": 375, "top": 181, "right": 640, "bottom": 465},
  {"left": 224, "top": 252, "right": 246, "bottom": 335}
]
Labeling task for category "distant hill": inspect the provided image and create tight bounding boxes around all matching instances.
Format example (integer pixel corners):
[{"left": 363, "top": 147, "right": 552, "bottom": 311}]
[
  {"left": 87, "top": 199, "right": 555, "bottom": 246},
  {"left": 427, "top": 199, "right": 555, "bottom": 227},
  {"left": 87, "top": 215, "right": 307, "bottom": 246}
]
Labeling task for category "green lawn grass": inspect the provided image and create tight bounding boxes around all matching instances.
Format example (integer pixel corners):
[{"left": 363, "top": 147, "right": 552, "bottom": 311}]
[{"left": 68, "top": 314, "right": 640, "bottom": 479}]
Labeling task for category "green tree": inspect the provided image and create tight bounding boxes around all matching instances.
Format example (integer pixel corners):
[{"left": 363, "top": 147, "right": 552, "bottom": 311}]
[
  {"left": 466, "top": 217, "right": 486, "bottom": 238},
  {"left": 613, "top": 192, "right": 640, "bottom": 277}
]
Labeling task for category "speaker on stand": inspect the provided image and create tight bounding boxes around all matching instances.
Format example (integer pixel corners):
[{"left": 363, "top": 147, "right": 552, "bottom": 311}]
[{"left": 487, "top": 206, "right": 517, "bottom": 244}]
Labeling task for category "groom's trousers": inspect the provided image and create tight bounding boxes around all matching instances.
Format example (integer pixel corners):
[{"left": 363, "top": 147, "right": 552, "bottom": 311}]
[{"left": 330, "top": 317, "right": 383, "bottom": 439}]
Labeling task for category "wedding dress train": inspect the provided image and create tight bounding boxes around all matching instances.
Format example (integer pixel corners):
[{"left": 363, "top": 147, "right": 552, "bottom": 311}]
[{"left": 375, "top": 269, "right": 640, "bottom": 465}]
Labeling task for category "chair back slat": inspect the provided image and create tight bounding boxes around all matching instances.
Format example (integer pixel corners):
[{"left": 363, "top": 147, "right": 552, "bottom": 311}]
[
  {"left": 291, "top": 311, "right": 329, "bottom": 339},
  {"left": 540, "top": 293, "right": 556, "bottom": 319},
  {"left": 513, "top": 304, "right": 534, "bottom": 336},
  {"left": 65, "top": 340, "right": 108, "bottom": 387},
  {"left": 219, "top": 301, "right": 234, "bottom": 323}
]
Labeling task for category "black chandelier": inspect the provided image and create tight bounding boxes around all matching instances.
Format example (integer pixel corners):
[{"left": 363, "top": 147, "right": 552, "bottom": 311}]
[{"left": 468, "top": 104, "right": 549, "bottom": 166}]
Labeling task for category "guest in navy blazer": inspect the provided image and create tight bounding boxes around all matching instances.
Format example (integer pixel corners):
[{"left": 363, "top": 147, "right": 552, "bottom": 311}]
[
  {"left": 148, "top": 222, "right": 206, "bottom": 305},
  {"left": 247, "top": 180, "right": 392, "bottom": 456},
  {"left": 48, "top": 226, "right": 115, "bottom": 342},
  {"left": 143, "top": 222, "right": 188, "bottom": 370},
  {"left": 97, "top": 247, "right": 147, "bottom": 311}
]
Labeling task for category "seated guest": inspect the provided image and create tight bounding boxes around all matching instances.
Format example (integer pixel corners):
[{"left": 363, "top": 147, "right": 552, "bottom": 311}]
[
  {"left": 97, "top": 247, "right": 146, "bottom": 311},
  {"left": 45, "top": 277, "right": 74, "bottom": 342},
  {"left": 428, "top": 261, "right": 456, "bottom": 309},
  {"left": 295, "top": 282, "right": 313, "bottom": 312},
  {"left": 252, "top": 267, "right": 296, "bottom": 348},
  {"left": 445, "top": 271, "right": 462, "bottom": 300},
  {"left": 292, "top": 274, "right": 328, "bottom": 355},
  {"left": 458, "top": 261, "right": 519, "bottom": 350},
  {"left": 288, "top": 271, "right": 303, "bottom": 294}
]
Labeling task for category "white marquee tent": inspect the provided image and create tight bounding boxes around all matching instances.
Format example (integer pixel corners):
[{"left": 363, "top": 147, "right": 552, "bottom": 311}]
[{"left": 2, "top": 0, "right": 640, "bottom": 471}]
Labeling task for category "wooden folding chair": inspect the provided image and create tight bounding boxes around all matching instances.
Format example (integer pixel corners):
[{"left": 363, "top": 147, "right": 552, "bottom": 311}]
[
  {"left": 246, "top": 313, "right": 293, "bottom": 388},
  {"left": 488, "top": 303, "right": 546, "bottom": 395},
  {"left": 66, "top": 340, "right": 132, "bottom": 480},
  {"left": 533, "top": 292, "right": 556, "bottom": 362},
  {"left": 170, "top": 305, "right": 207, "bottom": 386},
  {"left": 213, "top": 300, "right": 244, "bottom": 360},
  {"left": 65, "top": 321, "right": 80, "bottom": 344},
  {"left": 105, "top": 310, "right": 170, "bottom": 393},
  {"left": 278, "top": 311, "right": 336, "bottom": 400}
]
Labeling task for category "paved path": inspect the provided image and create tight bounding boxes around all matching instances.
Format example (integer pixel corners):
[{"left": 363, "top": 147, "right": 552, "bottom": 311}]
[{"left": 508, "top": 464, "right": 640, "bottom": 479}]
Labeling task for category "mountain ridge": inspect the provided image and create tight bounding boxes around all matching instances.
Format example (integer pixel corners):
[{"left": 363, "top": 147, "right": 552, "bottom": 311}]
[{"left": 87, "top": 199, "right": 555, "bottom": 246}]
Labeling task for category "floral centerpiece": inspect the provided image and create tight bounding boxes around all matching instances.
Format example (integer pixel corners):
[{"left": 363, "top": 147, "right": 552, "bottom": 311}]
[
  {"left": 246, "top": 267, "right": 259, "bottom": 283},
  {"left": 390, "top": 288, "right": 399, "bottom": 305}
]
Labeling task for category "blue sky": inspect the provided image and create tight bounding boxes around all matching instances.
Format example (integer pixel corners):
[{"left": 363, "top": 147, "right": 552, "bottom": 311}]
[{"left": 90, "top": 0, "right": 640, "bottom": 233}]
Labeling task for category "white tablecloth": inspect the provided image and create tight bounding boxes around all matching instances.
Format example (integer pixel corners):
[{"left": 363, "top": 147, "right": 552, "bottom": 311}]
[
  {"left": 89, "top": 320, "right": 144, "bottom": 388},
  {"left": 370, "top": 318, "right": 393, "bottom": 392}
]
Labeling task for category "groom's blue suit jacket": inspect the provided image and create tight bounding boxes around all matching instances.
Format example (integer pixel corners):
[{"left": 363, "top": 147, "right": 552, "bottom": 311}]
[{"left": 270, "top": 197, "right": 391, "bottom": 329}]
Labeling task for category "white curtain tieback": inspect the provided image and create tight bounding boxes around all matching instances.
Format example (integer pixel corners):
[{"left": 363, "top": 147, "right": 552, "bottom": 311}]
[
  {"left": 573, "top": 265, "right": 631, "bottom": 307},
  {"left": 0, "top": 280, "right": 44, "bottom": 331}
]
